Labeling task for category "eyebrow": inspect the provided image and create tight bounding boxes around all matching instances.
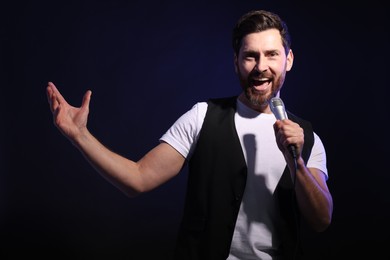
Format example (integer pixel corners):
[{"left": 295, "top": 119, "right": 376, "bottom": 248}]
[
  {"left": 242, "top": 50, "right": 259, "bottom": 56},
  {"left": 242, "top": 49, "right": 280, "bottom": 56}
]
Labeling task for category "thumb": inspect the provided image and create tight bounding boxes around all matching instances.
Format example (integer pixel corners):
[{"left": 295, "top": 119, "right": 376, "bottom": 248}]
[{"left": 81, "top": 90, "right": 92, "bottom": 110}]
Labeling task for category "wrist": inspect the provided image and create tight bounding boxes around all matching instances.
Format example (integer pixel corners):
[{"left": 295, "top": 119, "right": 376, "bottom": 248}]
[{"left": 71, "top": 127, "right": 91, "bottom": 148}]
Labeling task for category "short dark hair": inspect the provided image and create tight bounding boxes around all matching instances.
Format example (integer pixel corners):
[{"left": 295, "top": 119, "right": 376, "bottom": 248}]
[{"left": 232, "top": 10, "right": 292, "bottom": 55}]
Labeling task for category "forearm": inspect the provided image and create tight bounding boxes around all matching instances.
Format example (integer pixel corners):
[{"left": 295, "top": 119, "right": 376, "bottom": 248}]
[
  {"left": 72, "top": 129, "right": 144, "bottom": 197},
  {"left": 293, "top": 157, "right": 333, "bottom": 232},
  {"left": 46, "top": 83, "right": 179, "bottom": 197}
]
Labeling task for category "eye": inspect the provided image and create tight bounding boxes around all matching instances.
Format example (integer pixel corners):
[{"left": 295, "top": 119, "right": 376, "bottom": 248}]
[
  {"left": 245, "top": 56, "right": 255, "bottom": 61},
  {"left": 267, "top": 51, "right": 279, "bottom": 58},
  {"left": 243, "top": 52, "right": 258, "bottom": 61}
]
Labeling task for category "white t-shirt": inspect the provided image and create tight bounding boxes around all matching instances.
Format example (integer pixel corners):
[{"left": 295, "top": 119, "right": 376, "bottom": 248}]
[{"left": 160, "top": 98, "right": 328, "bottom": 260}]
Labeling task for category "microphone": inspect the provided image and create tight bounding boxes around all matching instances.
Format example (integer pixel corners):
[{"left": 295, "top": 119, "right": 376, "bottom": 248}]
[
  {"left": 269, "top": 97, "right": 297, "bottom": 159},
  {"left": 269, "top": 97, "right": 288, "bottom": 120}
]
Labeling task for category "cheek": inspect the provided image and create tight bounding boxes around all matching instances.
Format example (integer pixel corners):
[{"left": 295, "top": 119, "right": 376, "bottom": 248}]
[{"left": 238, "top": 62, "right": 252, "bottom": 77}]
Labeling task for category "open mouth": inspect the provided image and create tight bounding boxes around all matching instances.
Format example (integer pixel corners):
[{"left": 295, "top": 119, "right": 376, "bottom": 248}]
[
  {"left": 252, "top": 78, "right": 271, "bottom": 85},
  {"left": 251, "top": 78, "right": 272, "bottom": 91}
]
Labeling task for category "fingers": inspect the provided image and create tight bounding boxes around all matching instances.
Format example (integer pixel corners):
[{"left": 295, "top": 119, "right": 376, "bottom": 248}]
[
  {"left": 46, "top": 82, "right": 61, "bottom": 113},
  {"left": 46, "top": 81, "right": 92, "bottom": 114},
  {"left": 274, "top": 120, "right": 303, "bottom": 147},
  {"left": 46, "top": 83, "right": 58, "bottom": 113},
  {"left": 47, "top": 82, "right": 67, "bottom": 105}
]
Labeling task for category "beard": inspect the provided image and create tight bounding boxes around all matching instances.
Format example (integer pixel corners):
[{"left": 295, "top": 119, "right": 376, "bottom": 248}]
[
  {"left": 238, "top": 68, "right": 287, "bottom": 110},
  {"left": 245, "top": 86, "right": 270, "bottom": 108}
]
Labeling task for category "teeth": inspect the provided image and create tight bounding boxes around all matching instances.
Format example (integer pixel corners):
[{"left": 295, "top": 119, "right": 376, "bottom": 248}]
[
  {"left": 253, "top": 78, "right": 269, "bottom": 82},
  {"left": 253, "top": 80, "right": 268, "bottom": 84}
]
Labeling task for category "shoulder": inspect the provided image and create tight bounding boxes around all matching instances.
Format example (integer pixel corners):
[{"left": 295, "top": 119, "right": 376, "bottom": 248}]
[
  {"left": 207, "top": 95, "right": 238, "bottom": 110},
  {"left": 286, "top": 111, "right": 312, "bottom": 127},
  {"left": 208, "top": 95, "right": 238, "bottom": 105}
]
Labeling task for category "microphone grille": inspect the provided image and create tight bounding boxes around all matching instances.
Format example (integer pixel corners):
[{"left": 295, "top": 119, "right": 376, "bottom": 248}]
[
  {"left": 270, "top": 97, "right": 284, "bottom": 107},
  {"left": 269, "top": 97, "right": 288, "bottom": 120}
]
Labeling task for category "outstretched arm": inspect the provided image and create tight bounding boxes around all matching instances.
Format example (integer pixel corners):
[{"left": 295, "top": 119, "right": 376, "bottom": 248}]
[
  {"left": 273, "top": 119, "right": 333, "bottom": 232},
  {"left": 46, "top": 82, "right": 185, "bottom": 197}
]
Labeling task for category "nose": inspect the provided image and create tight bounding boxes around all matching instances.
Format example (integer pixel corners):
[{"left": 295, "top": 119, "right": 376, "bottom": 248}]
[{"left": 254, "top": 59, "right": 268, "bottom": 73}]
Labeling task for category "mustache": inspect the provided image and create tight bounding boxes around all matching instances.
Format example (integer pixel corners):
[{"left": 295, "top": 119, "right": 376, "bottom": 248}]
[{"left": 250, "top": 70, "right": 273, "bottom": 79}]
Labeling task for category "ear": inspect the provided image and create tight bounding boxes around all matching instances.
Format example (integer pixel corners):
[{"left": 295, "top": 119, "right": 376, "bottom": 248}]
[
  {"left": 234, "top": 53, "right": 238, "bottom": 74},
  {"left": 286, "top": 49, "right": 294, "bottom": 71}
]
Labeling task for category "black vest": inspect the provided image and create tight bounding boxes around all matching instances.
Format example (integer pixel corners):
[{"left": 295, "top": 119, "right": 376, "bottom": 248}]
[{"left": 174, "top": 96, "right": 314, "bottom": 260}]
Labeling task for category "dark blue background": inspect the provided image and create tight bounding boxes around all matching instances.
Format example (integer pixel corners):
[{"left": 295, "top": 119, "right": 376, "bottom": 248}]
[{"left": 1, "top": 0, "right": 389, "bottom": 259}]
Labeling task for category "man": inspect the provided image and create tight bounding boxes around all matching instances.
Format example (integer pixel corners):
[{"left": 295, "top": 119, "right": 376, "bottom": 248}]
[{"left": 47, "top": 9, "right": 333, "bottom": 260}]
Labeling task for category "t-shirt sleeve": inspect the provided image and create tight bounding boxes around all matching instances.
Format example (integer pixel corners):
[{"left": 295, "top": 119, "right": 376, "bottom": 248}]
[
  {"left": 307, "top": 132, "right": 328, "bottom": 179},
  {"left": 159, "top": 102, "right": 207, "bottom": 159}
]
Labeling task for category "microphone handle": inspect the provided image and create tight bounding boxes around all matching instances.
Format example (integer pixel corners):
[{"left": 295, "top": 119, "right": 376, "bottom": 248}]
[{"left": 288, "top": 144, "right": 297, "bottom": 159}]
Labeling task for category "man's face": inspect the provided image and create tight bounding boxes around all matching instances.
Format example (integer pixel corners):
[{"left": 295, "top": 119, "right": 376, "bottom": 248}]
[{"left": 234, "top": 29, "right": 293, "bottom": 112}]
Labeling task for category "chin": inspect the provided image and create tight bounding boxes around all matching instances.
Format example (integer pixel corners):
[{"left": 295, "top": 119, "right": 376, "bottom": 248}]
[
  {"left": 247, "top": 91, "right": 269, "bottom": 106},
  {"left": 248, "top": 96, "right": 266, "bottom": 109}
]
